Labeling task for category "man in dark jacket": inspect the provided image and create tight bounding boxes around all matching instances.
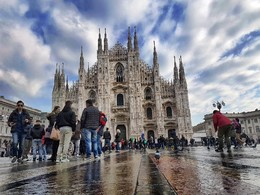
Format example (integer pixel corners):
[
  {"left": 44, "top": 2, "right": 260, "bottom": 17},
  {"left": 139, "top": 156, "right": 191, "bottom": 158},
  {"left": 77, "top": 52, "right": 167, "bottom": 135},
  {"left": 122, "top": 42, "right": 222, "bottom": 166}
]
[
  {"left": 80, "top": 99, "right": 100, "bottom": 159},
  {"left": 7, "top": 100, "right": 31, "bottom": 163},
  {"left": 103, "top": 128, "right": 111, "bottom": 153},
  {"left": 56, "top": 101, "right": 76, "bottom": 163}
]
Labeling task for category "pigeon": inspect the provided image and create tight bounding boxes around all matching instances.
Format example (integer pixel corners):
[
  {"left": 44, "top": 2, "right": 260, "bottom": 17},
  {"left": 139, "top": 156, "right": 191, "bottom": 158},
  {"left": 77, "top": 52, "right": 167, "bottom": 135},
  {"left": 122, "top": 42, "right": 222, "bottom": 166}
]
[{"left": 155, "top": 150, "right": 160, "bottom": 161}]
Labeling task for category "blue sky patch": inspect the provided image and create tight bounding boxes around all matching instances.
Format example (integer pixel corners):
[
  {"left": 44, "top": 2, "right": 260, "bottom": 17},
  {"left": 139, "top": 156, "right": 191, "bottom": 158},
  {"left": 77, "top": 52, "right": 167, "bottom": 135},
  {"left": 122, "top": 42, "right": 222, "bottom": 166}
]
[{"left": 221, "top": 30, "right": 260, "bottom": 58}]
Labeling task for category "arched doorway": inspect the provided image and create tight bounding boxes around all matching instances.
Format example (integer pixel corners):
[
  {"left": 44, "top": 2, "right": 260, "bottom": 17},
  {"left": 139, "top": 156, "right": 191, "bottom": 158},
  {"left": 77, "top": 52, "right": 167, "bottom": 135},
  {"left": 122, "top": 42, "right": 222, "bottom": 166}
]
[
  {"left": 168, "top": 129, "right": 176, "bottom": 138},
  {"left": 116, "top": 125, "right": 126, "bottom": 141},
  {"left": 147, "top": 130, "right": 155, "bottom": 140}
]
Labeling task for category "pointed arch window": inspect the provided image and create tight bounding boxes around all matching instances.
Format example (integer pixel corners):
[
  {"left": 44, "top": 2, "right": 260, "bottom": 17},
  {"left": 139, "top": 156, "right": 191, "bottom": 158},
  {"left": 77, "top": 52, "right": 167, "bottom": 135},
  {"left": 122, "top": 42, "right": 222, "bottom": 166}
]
[
  {"left": 115, "top": 63, "right": 124, "bottom": 82},
  {"left": 166, "top": 106, "right": 172, "bottom": 118},
  {"left": 144, "top": 87, "right": 152, "bottom": 100},
  {"left": 147, "top": 107, "right": 152, "bottom": 119},
  {"left": 89, "top": 90, "right": 96, "bottom": 103},
  {"left": 117, "top": 94, "right": 124, "bottom": 106}
]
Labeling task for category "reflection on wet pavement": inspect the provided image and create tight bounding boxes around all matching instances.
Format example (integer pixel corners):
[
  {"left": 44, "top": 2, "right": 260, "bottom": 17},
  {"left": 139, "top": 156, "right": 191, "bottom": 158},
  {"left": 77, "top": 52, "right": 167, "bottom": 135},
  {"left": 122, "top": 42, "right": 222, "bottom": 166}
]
[
  {"left": 0, "top": 146, "right": 259, "bottom": 195},
  {"left": 152, "top": 147, "right": 260, "bottom": 195}
]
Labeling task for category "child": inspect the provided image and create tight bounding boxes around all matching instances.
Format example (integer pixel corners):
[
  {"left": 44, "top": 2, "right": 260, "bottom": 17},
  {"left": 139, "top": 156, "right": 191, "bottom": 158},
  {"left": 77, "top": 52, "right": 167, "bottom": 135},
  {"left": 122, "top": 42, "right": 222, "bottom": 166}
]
[{"left": 30, "top": 120, "right": 45, "bottom": 161}]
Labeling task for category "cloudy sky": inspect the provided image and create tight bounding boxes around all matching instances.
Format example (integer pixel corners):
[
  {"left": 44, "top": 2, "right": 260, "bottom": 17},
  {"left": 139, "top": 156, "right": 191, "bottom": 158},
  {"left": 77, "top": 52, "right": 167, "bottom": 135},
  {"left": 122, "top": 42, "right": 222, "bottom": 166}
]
[{"left": 0, "top": 0, "right": 259, "bottom": 125}]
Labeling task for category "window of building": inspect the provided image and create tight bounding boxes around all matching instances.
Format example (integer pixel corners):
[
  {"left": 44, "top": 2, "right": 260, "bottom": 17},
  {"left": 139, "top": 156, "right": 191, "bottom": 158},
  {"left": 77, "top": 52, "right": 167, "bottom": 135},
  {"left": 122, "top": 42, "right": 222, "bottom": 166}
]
[
  {"left": 256, "top": 126, "right": 260, "bottom": 132},
  {"left": 248, "top": 119, "right": 250, "bottom": 124},
  {"left": 254, "top": 118, "right": 258, "bottom": 123},
  {"left": 144, "top": 87, "right": 152, "bottom": 100},
  {"left": 249, "top": 127, "right": 252, "bottom": 134},
  {"left": 117, "top": 94, "right": 124, "bottom": 106},
  {"left": 147, "top": 107, "right": 152, "bottom": 119},
  {"left": 166, "top": 107, "right": 172, "bottom": 118},
  {"left": 241, "top": 120, "right": 243, "bottom": 124},
  {"left": 89, "top": 90, "right": 96, "bottom": 103},
  {"left": 115, "top": 63, "right": 124, "bottom": 82}
]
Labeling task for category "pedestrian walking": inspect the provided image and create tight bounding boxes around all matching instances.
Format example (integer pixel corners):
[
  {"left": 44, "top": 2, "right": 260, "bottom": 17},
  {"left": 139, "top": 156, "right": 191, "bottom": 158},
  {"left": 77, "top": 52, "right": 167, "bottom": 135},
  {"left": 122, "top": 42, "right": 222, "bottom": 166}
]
[
  {"left": 97, "top": 112, "right": 107, "bottom": 156},
  {"left": 212, "top": 110, "right": 232, "bottom": 152},
  {"left": 115, "top": 129, "right": 121, "bottom": 152},
  {"left": 232, "top": 118, "right": 244, "bottom": 148},
  {"left": 46, "top": 106, "right": 60, "bottom": 162},
  {"left": 71, "top": 119, "right": 81, "bottom": 157},
  {"left": 21, "top": 117, "right": 33, "bottom": 161},
  {"left": 7, "top": 100, "right": 31, "bottom": 163},
  {"left": 80, "top": 99, "right": 100, "bottom": 160},
  {"left": 103, "top": 128, "right": 112, "bottom": 153},
  {"left": 56, "top": 101, "right": 76, "bottom": 162},
  {"left": 31, "top": 120, "right": 45, "bottom": 161}
]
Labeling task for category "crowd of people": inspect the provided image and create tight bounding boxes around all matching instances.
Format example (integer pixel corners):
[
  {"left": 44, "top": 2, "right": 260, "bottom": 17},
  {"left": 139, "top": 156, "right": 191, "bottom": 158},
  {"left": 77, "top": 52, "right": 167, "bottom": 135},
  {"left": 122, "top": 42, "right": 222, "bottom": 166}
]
[
  {"left": 5, "top": 99, "right": 116, "bottom": 163},
  {"left": 2, "top": 101, "right": 259, "bottom": 163}
]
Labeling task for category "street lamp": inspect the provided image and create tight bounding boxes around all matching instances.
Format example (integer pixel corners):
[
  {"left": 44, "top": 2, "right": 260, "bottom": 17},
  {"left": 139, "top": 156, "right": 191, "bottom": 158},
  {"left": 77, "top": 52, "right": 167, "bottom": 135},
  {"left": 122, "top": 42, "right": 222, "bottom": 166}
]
[{"left": 213, "top": 101, "right": 225, "bottom": 111}]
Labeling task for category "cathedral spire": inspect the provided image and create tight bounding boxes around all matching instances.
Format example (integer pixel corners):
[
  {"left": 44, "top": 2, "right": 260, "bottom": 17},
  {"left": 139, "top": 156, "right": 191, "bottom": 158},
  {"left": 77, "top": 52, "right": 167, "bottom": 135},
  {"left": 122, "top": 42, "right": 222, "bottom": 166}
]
[
  {"left": 61, "top": 63, "right": 65, "bottom": 75},
  {"left": 104, "top": 28, "right": 108, "bottom": 53},
  {"left": 98, "top": 28, "right": 102, "bottom": 54},
  {"left": 66, "top": 76, "right": 69, "bottom": 91},
  {"left": 174, "top": 56, "right": 178, "bottom": 84},
  {"left": 179, "top": 56, "right": 187, "bottom": 87},
  {"left": 80, "top": 46, "right": 84, "bottom": 70},
  {"left": 134, "top": 26, "right": 139, "bottom": 55},
  {"left": 153, "top": 41, "right": 158, "bottom": 66},
  {"left": 55, "top": 63, "right": 58, "bottom": 74},
  {"left": 127, "top": 26, "right": 132, "bottom": 52}
]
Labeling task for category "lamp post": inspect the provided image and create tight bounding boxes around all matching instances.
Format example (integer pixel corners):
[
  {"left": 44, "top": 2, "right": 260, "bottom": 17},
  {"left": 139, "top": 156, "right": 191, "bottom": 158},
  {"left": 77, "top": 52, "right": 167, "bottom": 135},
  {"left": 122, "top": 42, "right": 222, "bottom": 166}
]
[{"left": 213, "top": 101, "right": 225, "bottom": 111}]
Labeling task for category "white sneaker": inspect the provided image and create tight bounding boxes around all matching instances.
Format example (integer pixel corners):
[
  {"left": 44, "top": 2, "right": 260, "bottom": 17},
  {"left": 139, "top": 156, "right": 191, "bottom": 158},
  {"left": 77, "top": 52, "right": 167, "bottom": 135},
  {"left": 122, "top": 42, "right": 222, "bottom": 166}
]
[
  {"left": 94, "top": 156, "right": 100, "bottom": 160},
  {"left": 61, "top": 158, "right": 70, "bottom": 163},
  {"left": 56, "top": 159, "right": 61, "bottom": 163}
]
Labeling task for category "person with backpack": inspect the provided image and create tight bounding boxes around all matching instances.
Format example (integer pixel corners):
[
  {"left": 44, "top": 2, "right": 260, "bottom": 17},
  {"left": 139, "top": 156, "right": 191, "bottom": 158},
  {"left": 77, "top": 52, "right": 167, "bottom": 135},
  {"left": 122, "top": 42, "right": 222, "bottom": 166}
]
[{"left": 96, "top": 112, "right": 107, "bottom": 157}]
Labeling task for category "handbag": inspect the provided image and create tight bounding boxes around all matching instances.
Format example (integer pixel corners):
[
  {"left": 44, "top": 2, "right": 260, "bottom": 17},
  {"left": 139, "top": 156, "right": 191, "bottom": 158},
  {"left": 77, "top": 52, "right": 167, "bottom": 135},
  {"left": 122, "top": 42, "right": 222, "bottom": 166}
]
[{"left": 50, "top": 127, "right": 60, "bottom": 141}]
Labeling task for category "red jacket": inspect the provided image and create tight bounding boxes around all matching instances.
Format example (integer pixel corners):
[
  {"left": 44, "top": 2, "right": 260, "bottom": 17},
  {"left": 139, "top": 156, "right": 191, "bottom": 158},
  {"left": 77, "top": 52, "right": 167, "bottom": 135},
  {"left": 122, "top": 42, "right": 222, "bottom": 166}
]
[{"left": 212, "top": 111, "right": 231, "bottom": 131}]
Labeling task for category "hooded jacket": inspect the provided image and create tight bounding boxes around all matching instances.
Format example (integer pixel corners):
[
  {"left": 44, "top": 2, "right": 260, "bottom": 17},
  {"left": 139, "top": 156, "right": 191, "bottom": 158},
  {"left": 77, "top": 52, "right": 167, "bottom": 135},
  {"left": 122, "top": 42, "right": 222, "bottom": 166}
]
[
  {"left": 30, "top": 124, "right": 45, "bottom": 139},
  {"left": 212, "top": 111, "right": 231, "bottom": 131},
  {"left": 56, "top": 106, "right": 76, "bottom": 131}
]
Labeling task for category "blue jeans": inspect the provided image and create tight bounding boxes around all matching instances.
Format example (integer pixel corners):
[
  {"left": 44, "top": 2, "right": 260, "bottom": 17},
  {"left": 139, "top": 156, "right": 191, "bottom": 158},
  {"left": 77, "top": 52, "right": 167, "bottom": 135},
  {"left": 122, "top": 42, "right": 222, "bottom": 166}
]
[
  {"left": 116, "top": 142, "right": 120, "bottom": 151},
  {"left": 97, "top": 134, "right": 102, "bottom": 156},
  {"left": 104, "top": 139, "right": 111, "bottom": 151},
  {"left": 12, "top": 132, "right": 26, "bottom": 158},
  {"left": 32, "top": 139, "right": 43, "bottom": 159},
  {"left": 83, "top": 129, "right": 98, "bottom": 158}
]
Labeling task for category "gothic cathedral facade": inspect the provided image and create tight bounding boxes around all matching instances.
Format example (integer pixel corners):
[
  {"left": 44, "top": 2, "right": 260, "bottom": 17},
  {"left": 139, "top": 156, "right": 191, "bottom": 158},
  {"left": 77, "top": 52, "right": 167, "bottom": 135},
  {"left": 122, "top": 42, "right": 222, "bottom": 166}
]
[{"left": 52, "top": 27, "right": 193, "bottom": 141}]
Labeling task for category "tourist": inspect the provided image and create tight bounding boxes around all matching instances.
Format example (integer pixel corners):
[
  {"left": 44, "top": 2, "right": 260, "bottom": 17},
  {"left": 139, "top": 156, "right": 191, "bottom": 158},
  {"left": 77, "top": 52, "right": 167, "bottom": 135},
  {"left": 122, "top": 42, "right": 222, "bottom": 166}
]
[
  {"left": 212, "top": 110, "right": 232, "bottom": 152},
  {"left": 7, "top": 100, "right": 31, "bottom": 163},
  {"left": 56, "top": 101, "right": 76, "bottom": 162},
  {"left": 103, "top": 128, "right": 112, "bottom": 153},
  {"left": 46, "top": 106, "right": 60, "bottom": 162},
  {"left": 80, "top": 99, "right": 100, "bottom": 160},
  {"left": 31, "top": 120, "right": 45, "bottom": 161}
]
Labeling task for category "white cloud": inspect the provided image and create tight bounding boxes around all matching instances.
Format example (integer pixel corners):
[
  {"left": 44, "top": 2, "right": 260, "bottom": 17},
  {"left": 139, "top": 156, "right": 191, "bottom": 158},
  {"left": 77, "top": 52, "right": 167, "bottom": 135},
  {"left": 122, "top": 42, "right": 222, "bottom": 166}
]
[{"left": 0, "top": 0, "right": 259, "bottom": 124}]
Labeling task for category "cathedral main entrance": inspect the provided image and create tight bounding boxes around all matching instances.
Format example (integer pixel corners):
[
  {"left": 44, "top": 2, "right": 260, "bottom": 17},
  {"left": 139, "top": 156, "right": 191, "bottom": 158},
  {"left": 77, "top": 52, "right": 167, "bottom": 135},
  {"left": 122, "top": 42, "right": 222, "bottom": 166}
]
[
  {"left": 147, "top": 130, "right": 155, "bottom": 140},
  {"left": 168, "top": 129, "right": 176, "bottom": 138},
  {"left": 116, "top": 125, "right": 126, "bottom": 141}
]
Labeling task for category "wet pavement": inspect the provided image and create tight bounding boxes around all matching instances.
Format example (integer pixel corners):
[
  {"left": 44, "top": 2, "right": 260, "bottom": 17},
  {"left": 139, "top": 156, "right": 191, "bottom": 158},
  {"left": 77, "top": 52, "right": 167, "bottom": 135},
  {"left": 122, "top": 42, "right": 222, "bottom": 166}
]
[{"left": 0, "top": 146, "right": 259, "bottom": 195}]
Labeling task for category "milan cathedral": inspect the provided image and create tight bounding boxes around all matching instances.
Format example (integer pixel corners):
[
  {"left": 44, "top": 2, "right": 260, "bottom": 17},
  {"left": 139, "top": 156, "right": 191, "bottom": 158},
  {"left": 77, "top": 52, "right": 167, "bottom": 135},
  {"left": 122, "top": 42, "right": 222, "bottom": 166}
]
[{"left": 52, "top": 27, "right": 193, "bottom": 140}]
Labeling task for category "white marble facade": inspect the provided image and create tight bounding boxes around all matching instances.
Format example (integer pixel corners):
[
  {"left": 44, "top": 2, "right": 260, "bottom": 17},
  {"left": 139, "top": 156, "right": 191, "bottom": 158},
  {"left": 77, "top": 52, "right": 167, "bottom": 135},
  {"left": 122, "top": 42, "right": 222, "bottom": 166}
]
[{"left": 52, "top": 28, "right": 193, "bottom": 141}]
